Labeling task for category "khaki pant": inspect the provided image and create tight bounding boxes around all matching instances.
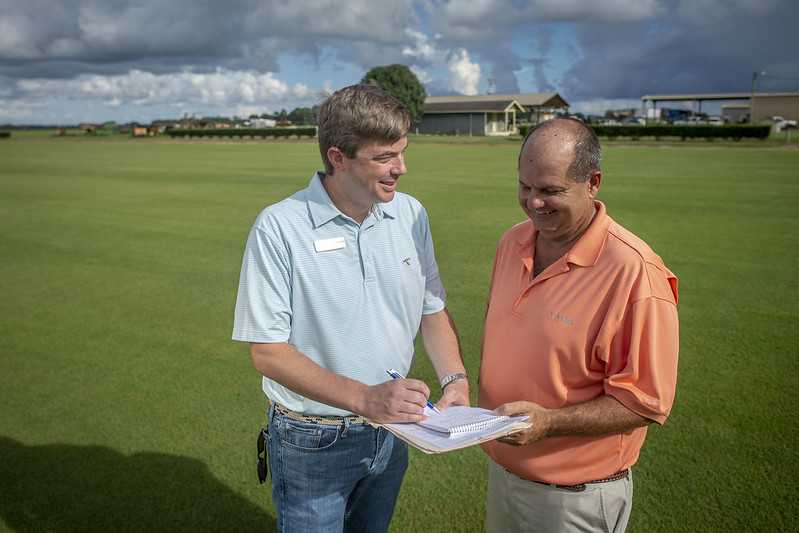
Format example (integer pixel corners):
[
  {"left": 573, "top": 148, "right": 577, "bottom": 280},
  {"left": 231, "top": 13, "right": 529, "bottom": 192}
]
[{"left": 486, "top": 458, "right": 633, "bottom": 533}]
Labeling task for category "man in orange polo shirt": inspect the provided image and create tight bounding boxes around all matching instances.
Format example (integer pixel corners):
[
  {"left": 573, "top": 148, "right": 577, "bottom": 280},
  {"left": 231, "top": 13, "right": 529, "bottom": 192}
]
[{"left": 478, "top": 118, "right": 679, "bottom": 532}]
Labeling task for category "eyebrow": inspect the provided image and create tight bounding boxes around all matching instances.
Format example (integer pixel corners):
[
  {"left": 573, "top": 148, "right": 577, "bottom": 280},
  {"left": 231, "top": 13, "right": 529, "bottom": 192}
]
[{"left": 372, "top": 147, "right": 407, "bottom": 159}]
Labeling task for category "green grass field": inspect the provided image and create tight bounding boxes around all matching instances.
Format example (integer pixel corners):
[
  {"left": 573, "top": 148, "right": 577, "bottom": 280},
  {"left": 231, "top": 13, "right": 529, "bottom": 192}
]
[{"left": 1, "top": 138, "right": 797, "bottom": 532}]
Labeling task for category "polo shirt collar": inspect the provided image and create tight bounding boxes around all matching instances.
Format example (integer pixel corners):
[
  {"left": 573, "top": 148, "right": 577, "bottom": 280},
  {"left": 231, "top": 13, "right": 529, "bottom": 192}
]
[
  {"left": 306, "top": 171, "right": 396, "bottom": 228},
  {"left": 564, "top": 200, "right": 610, "bottom": 268}
]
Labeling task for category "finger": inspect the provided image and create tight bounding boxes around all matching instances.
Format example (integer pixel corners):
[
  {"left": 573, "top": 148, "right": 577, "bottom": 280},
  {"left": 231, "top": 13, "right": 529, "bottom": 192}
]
[
  {"left": 385, "top": 378, "right": 429, "bottom": 403},
  {"left": 403, "top": 398, "right": 428, "bottom": 415},
  {"left": 389, "top": 389, "right": 429, "bottom": 416},
  {"left": 498, "top": 429, "right": 528, "bottom": 446},
  {"left": 399, "top": 378, "right": 431, "bottom": 398},
  {"left": 494, "top": 401, "right": 527, "bottom": 417},
  {"left": 435, "top": 389, "right": 469, "bottom": 412}
]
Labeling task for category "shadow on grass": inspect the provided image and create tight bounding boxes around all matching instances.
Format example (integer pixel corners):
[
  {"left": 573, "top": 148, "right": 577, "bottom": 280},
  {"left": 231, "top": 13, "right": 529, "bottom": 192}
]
[{"left": 0, "top": 436, "right": 275, "bottom": 532}]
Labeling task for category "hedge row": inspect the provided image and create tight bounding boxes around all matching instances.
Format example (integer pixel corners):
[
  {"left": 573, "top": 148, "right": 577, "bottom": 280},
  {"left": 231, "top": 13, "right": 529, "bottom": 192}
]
[
  {"left": 519, "top": 124, "right": 771, "bottom": 141},
  {"left": 591, "top": 125, "right": 771, "bottom": 141},
  {"left": 0, "top": 131, "right": 10, "bottom": 139},
  {"left": 166, "top": 127, "right": 317, "bottom": 139}
]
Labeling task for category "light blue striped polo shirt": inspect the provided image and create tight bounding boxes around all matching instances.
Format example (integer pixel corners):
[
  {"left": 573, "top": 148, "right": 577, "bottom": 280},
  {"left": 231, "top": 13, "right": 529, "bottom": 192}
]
[{"left": 232, "top": 171, "right": 446, "bottom": 416}]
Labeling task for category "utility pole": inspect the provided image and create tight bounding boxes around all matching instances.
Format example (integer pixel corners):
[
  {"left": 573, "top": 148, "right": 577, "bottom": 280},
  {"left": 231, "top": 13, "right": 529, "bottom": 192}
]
[{"left": 750, "top": 70, "right": 764, "bottom": 124}]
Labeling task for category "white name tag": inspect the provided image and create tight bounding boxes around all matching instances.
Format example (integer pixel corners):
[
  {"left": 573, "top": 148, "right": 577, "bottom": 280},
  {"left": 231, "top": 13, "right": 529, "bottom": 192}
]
[{"left": 314, "top": 237, "right": 346, "bottom": 253}]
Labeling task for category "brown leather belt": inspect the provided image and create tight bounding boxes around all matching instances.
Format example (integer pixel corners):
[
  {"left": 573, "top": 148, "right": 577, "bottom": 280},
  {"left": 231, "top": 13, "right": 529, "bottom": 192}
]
[
  {"left": 536, "top": 469, "right": 630, "bottom": 492},
  {"left": 273, "top": 403, "right": 368, "bottom": 426}
]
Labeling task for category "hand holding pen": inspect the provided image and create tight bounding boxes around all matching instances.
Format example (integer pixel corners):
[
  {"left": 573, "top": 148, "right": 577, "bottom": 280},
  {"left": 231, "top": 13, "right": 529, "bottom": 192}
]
[{"left": 387, "top": 369, "right": 442, "bottom": 414}]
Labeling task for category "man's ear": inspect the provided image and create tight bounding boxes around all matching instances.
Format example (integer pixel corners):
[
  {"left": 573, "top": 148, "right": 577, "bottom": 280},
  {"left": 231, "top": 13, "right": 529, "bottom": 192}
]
[
  {"left": 327, "top": 147, "right": 347, "bottom": 173},
  {"left": 588, "top": 171, "right": 601, "bottom": 198}
]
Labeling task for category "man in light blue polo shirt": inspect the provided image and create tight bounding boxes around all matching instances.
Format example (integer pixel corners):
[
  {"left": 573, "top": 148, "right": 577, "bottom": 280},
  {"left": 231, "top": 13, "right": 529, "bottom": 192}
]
[{"left": 233, "top": 83, "right": 470, "bottom": 532}]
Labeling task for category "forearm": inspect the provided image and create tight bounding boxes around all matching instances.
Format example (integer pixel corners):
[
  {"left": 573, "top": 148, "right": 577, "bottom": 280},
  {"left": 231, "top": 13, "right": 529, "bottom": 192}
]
[
  {"left": 420, "top": 308, "right": 470, "bottom": 407},
  {"left": 544, "top": 394, "right": 651, "bottom": 438},
  {"left": 419, "top": 308, "right": 466, "bottom": 379},
  {"left": 250, "top": 342, "right": 433, "bottom": 423},
  {"left": 495, "top": 394, "right": 651, "bottom": 446},
  {"left": 250, "top": 342, "right": 368, "bottom": 414}
]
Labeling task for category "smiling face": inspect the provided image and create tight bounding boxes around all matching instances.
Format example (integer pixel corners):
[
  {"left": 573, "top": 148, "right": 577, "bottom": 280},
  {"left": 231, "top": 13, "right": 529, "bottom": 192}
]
[
  {"left": 325, "top": 136, "right": 408, "bottom": 222},
  {"left": 518, "top": 131, "right": 600, "bottom": 247}
]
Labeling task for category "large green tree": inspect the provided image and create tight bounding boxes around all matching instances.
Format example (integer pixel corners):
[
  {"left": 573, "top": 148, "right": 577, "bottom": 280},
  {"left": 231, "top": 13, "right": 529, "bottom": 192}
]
[{"left": 360, "top": 64, "right": 426, "bottom": 121}]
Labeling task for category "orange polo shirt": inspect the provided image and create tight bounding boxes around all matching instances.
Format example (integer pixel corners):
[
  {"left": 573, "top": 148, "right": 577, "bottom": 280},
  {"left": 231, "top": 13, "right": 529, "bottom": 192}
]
[{"left": 478, "top": 201, "right": 679, "bottom": 485}]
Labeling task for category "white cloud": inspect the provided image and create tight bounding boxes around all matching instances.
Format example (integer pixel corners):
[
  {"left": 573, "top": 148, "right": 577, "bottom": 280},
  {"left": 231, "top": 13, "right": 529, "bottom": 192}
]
[
  {"left": 323, "top": 80, "right": 337, "bottom": 96},
  {"left": 233, "top": 105, "right": 266, "bottom": 119},
  {"left": 16, "top": 69, "right": 293, "bottom": 109},
  {"left": 410, "top": 65, "right": 432, "bottom": 84},
  {"left": 291, "top": 82, "right": 316, "bottom": 101},
  {"left": 0, "top": 96, "right": 49, "bottom": 123},
  {"left": 402, "top": 28, "right": 439, "bottom": 63},
  {"left": 401, "top": 30, "right": 482, "bottom": 93},
  {"left": 446, "top": 49, "right": 481, "bottom": 95},
  {"left": 1, "top": 68, "right": 331, "bottom": 123}
]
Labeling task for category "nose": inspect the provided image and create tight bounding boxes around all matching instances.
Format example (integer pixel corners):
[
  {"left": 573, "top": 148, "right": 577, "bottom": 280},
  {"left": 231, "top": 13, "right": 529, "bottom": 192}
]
[
  {"left": 523, "top": 191, "right": 544, "bottom": 210},
  {"left": 392, "top": 153, "right": 407, "bottom": 176}
]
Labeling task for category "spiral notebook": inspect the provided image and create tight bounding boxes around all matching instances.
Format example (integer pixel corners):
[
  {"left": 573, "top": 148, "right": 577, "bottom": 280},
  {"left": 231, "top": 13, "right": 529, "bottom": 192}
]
[
  {"left": 417, "top": 405, "right": 516, "bottom": 435},
  {"left": 377, "top": 405, "right": 531, "bottom": 454}
]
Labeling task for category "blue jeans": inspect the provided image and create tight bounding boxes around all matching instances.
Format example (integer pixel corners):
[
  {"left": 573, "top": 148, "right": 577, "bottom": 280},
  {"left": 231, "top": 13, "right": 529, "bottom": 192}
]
[{"left": 264, "top": 404, "right": 408, "bottom": 532}]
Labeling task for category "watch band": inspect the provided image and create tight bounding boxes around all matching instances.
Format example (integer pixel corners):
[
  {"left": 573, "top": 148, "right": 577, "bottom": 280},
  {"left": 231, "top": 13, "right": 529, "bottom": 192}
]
[{"left": 440, "top": 372, "right": 469, "bottom": 391}]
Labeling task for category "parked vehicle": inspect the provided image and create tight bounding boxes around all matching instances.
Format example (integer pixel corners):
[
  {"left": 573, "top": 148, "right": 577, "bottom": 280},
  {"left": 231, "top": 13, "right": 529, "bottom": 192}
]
[
  {"left": 773, "top": 116, "right": 797, "bottom": 131},
  {"left": 674, "top": 116, "right": 707, "bottom": 125}
]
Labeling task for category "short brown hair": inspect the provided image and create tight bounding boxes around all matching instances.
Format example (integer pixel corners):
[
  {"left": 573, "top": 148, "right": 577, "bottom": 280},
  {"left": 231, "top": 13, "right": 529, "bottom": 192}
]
[{"left": 316, "top": 83, "right": 413, "bottom": 175}]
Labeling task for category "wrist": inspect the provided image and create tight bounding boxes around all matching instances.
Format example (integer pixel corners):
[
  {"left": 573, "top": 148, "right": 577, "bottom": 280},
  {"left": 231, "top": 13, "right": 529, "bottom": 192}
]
[{"left": 440, "top": 372, "right": 470, "bottom": 392}]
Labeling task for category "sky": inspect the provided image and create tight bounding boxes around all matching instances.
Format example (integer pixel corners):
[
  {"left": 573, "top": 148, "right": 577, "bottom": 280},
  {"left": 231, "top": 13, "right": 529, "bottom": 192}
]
[{"left": 1, "top": 0, "right": 797, "bottom": 126}]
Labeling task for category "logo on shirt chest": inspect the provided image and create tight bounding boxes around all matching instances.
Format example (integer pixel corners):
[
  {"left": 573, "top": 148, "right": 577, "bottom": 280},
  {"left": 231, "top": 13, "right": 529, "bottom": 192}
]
[{"left": 548, "top": 310, "right": 573, "bottom": 326}]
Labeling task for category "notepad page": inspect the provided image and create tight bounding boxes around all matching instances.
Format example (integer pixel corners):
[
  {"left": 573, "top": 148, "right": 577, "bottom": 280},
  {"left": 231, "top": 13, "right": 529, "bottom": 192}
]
[{"left": 417, "top": 405, "right": 509, "bottom": 434}]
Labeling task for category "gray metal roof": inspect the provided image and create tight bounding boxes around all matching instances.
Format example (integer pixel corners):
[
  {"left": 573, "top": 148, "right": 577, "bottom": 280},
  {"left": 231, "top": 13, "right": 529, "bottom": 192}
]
[
  {"left": 641, "top": 91, "right": 799, "bottom": 102},
  {"left": 426, "top": 92, "right": 569, "bottom": 109},
  {"left": 425, "top": 100, "right": 525, "bottom": 113}
]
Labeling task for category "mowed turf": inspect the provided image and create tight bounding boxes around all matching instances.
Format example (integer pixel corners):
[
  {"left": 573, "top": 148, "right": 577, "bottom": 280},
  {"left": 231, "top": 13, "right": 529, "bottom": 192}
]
[{"left": 0, "top": 139, "right": 797, "bottom": 532}]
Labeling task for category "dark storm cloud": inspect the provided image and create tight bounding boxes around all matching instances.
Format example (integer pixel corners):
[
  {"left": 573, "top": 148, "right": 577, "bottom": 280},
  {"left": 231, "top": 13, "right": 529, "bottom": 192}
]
[
  {"left": 431, "top": 0, "right": 797, "bottom": 100},
  {"left": 0, "top": 0, "right": 418, "bottom": 80},
  {"left": 561, "top": 0, "right": 799, "bottom": 99},
  {"left": 1, "top": 0, "right": 797, "bottom": 124},
  {"left": 0, "top": 0, "right": 255, "bottom": 76},
  {"left": 468, "top": 42, "right": 523, "bottom": 95},
  {"left": 3, "top": 0, "right": 796, "bottom": 94}
]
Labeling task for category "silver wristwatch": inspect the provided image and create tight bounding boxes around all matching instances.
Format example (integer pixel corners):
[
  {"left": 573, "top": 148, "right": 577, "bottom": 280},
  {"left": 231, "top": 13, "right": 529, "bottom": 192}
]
[{"left": 440, "top": 372, "right": 469, "bottom": 391}]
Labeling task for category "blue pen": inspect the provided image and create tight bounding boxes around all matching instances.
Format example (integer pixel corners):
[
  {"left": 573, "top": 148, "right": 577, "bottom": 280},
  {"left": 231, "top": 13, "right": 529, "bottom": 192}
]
[{"left": 386, "top": 369, "right": 441, "bottom": 414}]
